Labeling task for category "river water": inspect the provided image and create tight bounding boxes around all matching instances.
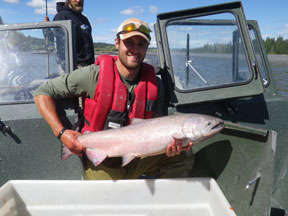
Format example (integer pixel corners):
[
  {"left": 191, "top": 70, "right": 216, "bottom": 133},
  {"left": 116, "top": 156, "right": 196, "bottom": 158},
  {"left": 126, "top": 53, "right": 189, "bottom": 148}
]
[
  {"left": 145, "top": 53, "right": 288, "bottom": 100},
  {"left": 267, "top": 55, "right": 288, "bottom": 100}
]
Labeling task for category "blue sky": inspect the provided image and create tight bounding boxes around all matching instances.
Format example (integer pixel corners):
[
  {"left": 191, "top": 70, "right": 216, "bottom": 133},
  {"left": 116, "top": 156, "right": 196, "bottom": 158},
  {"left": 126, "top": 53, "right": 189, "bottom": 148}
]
[{"left": 0, "top": 0, "right": 288, "bottom": 46}]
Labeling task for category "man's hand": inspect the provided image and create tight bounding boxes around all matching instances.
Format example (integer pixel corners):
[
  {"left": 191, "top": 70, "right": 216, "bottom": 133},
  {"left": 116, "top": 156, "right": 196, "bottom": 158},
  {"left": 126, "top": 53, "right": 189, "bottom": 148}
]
[
  {"left": 33, "top": 95, "right": 84, "bottom": 156},
  {"left": 60, "top": 129, "right": 85, "bottom": 156},
  {"left": 166, "top": 138, "right": 193, "bottom": 157},
  {"left": 43, "top": 16, "right": 50, "bottom": 22}
]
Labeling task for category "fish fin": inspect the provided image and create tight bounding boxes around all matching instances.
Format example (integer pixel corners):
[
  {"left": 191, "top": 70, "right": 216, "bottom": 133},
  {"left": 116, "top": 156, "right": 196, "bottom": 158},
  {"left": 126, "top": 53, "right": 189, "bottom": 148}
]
[
  {"left": 122, "top": 155, "right": 135, "bottom": 166},
  {"left": 61, "top": 143, "right": 73, "bottom": 160},
  {"left": 85, "top": 148, "right": 107, "bottom": 167},
  {"left": 130, "top": 118, "right": 145, "bottom": 124}
]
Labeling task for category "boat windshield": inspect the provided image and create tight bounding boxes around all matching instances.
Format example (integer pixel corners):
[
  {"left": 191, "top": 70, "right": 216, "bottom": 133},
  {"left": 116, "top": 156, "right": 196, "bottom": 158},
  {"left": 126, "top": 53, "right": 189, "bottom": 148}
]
[
  {"left": 0, "top": 27, "right": 68, "bottom": 104},
  {"left": 166, "top": 12, "right": 252, "bottom": 91}
]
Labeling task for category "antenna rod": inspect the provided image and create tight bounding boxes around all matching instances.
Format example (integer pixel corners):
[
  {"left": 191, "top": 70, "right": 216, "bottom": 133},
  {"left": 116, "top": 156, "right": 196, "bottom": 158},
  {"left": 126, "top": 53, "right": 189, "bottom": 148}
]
[
  {"left": 186, "top": 33, "right": 190, "bottom": 86},
  {"left": 45, "top": 0, "right": 49, "bottom": 78},
  {"left": 45, "top": 0, "right": 48, "bottom": 16}
]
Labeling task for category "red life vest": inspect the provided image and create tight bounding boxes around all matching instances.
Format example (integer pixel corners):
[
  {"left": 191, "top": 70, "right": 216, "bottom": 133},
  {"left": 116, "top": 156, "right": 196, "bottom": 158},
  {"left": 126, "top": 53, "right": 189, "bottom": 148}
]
[{"left": 81, "top": 55, "right": 158, "bottom": 133}]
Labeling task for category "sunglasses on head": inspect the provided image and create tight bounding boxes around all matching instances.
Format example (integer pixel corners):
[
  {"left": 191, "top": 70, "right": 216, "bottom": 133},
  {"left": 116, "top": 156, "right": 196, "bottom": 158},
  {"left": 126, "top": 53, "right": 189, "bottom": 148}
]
[{"left": 118, "top": 23, "right": 151, "bottom": 40}]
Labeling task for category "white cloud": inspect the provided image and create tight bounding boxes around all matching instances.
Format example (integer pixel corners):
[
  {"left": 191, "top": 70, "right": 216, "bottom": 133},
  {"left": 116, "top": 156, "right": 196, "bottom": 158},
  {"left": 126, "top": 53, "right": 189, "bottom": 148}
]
[
  {"left": 26, "top": 0, "right": 45, "bottom": 7},
  {"left": 110, "top": 28, "right": 117, "bottom": 33},
  {"left": 120, "top": 6, "right": 144, "bottom": 15},
  {"left": 2, "top": 0, "right": 19, "bottom": 3},
  {"left": 34, "top": 7, "right": 55, "bottom": 15},
  {"left": 26, "top": 0, "right": 61, "bottom": 15},
  {"left": 279, "top": 24, "right": 288, "bottom": 38},
  {"left": 149, "top": 5, "right": 158, "bottom": 14},
  {"left": 120, "top": 9, "right": 134, "bottom": 15}
]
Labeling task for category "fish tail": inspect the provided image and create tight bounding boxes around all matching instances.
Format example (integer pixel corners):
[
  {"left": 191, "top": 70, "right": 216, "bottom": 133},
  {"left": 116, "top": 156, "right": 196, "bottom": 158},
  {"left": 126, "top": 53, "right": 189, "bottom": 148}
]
[{"left": 61, "top": 143, "right": 73, "bottom": 160}]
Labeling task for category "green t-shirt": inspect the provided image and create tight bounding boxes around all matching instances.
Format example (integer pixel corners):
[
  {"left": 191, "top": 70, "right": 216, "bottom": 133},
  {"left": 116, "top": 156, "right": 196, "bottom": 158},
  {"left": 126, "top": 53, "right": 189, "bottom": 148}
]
[{"left": 33, "top": 64, "right": 165, "bottom": 117}]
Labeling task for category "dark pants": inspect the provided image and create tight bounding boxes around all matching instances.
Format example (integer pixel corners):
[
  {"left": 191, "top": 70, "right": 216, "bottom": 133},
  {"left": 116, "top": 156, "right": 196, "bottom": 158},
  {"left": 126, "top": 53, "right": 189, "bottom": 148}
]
[{"left": 83, "top": 150, "right": 195, "bottom": 180}]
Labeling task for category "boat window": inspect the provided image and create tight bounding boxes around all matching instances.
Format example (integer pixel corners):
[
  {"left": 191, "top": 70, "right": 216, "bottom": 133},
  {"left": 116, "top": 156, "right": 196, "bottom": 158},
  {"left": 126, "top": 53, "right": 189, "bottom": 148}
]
[
  {"left": 0, "top": 27, "right": 68, "bottom": 104},
  {"left": 166, "top": 12, "right": 252, "bottom": 91},
  {"left": 248, "top": 26, "right": 269, "bottom": 86}
]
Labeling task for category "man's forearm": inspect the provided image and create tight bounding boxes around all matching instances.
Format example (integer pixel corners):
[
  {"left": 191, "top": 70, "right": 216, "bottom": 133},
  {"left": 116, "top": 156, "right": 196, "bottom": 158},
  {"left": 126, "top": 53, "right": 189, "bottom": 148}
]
[{"left": 33, "top": 95, "right": 64, "bottom": 137}]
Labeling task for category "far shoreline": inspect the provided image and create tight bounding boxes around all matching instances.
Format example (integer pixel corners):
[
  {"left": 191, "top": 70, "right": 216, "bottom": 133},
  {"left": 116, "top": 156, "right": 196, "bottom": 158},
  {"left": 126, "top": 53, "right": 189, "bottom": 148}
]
[{"left": 268, "top": 54, "right": 288, "bottom": 66}]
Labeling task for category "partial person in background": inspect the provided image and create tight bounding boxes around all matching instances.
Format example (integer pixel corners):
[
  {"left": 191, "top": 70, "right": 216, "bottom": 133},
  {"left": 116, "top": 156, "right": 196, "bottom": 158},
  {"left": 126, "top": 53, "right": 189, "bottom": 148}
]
[{"left": 44, "top": 0, "right": 94, "bottom": 70}]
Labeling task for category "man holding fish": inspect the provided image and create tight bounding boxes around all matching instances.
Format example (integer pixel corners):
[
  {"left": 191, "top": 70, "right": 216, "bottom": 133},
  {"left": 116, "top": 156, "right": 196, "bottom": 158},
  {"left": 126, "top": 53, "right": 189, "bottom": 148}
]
[{"left": 33, "top": 18, "right": 222, "bottom": 180}]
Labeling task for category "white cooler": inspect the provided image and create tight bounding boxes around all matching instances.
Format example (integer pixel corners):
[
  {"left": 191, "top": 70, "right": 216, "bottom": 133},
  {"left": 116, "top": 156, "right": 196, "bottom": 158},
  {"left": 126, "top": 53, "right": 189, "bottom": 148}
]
[{"left": 0, "top": 178, "right": 236, "bottom": 216}]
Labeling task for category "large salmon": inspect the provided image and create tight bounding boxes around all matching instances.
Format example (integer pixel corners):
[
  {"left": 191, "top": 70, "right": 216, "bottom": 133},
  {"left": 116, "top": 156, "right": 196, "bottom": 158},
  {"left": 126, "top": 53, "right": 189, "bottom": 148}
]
[{"left": 62, "top": 114, "right": 224, "bottom": 167}]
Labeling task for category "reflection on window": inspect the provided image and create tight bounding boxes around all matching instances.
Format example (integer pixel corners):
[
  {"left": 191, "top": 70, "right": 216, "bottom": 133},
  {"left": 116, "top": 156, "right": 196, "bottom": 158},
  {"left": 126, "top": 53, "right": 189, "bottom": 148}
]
[
  {"left": 166, "top": 13, "right": 252, "bottom": 91},
  {"left": 0, "top": 27, "right": 67, "bottom": 104}
]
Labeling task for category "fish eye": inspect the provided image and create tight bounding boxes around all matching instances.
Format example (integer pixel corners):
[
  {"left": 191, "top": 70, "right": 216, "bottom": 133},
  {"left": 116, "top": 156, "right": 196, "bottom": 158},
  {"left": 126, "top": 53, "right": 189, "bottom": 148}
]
[{"left": 207, "top": 122, "right": 211, "bottom": 125}]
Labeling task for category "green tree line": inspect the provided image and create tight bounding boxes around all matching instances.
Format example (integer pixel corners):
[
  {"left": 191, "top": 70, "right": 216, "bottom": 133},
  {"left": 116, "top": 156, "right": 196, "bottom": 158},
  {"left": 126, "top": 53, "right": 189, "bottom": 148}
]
[
  {"left": 192, "top": 37, "right": 288, "bottom": 55},
  {"left": 263, "top": 36, "right": 288, "bottom": 54},
  {"left": 192, "top": 42, "right": 233, "bottom": 53},
  {"left": 93, "top": 36, "right": 288, "bottom": 55},
  {"left": 93, "top": 42, "right": 157, "bottom": 53}
]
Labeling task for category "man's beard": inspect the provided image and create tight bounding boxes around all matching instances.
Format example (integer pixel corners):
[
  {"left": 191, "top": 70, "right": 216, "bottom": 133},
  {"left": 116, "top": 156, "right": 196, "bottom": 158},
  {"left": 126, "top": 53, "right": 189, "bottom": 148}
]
[{"left": 69, "top": 2, "right": 83, "bottom": 13}]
